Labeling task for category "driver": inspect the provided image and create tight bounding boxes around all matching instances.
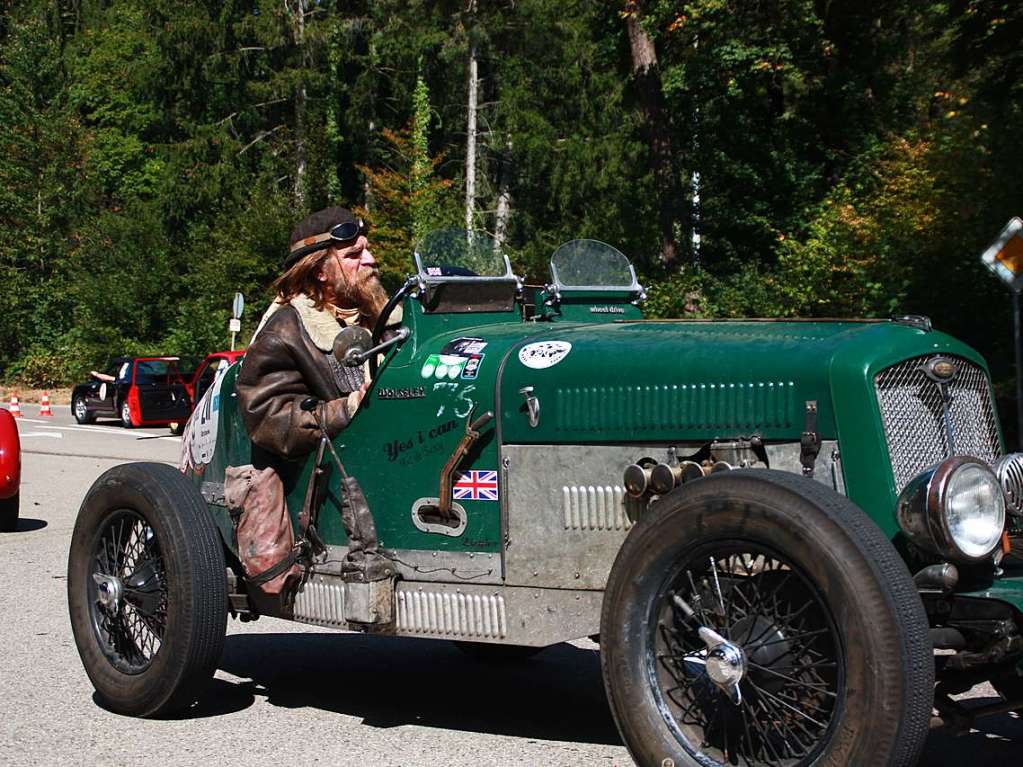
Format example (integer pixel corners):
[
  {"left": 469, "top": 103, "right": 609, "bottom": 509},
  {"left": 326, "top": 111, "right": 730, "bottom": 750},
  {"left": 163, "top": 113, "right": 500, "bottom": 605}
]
[{"left": 236, "top": 206, "right": 399, "bottom": 458}]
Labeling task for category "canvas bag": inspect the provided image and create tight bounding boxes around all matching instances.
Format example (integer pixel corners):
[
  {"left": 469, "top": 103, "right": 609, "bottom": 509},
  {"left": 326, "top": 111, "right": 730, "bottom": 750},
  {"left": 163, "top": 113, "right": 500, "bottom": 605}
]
[{"left": 224, "top": 464, "right": 302, "bottom": 595}]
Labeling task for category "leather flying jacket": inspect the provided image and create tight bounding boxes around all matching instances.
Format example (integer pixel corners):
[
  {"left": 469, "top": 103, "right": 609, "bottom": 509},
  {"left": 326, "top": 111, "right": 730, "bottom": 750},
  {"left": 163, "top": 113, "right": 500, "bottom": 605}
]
[{"left": 236, "top": 296, "right": 353, "bottom": 459}]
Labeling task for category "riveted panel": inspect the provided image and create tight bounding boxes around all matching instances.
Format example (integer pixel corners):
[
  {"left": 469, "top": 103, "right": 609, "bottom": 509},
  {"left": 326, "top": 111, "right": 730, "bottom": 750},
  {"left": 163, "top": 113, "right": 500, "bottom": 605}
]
[{"left": 504, "top": 444, "right": 661, "bottom": 589}]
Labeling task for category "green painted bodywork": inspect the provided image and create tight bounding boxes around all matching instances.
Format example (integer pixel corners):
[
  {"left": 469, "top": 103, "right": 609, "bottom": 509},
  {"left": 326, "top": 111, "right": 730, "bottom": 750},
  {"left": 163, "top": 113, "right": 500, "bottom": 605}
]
[{"left": 189, "top": 291, "right": 1023, "bottom": 616}]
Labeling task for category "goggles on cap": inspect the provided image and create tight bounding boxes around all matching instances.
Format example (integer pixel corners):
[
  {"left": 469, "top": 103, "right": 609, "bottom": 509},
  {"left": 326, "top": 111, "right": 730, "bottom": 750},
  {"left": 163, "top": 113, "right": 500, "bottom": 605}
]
[{"left": 288, "top": 219, "right": 367, "bottom": 262}]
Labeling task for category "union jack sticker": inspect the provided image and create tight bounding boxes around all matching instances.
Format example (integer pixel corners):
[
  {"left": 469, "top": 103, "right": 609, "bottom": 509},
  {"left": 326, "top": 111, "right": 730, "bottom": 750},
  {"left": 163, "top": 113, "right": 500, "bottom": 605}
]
[{"left": 453, "top": 470, "right": 499, "bottom": 501}]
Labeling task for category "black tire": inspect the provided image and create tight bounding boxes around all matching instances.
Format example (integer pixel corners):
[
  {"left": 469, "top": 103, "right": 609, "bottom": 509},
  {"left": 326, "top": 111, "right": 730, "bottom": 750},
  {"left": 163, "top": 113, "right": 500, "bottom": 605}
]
[
  {"left": 0, "top": 492, "right": 18, "bottom": 532},
  {"left": 67, "top": 462, "right": 227, "bottom": 717},
  {"left": 169, "top": 421, "right": 185, "bottom": 436},
  {"left": 120, "top": 400, "right": 134, "bottom": 428},
  {"left": 601, "top": 470, "right": 933, "bottom": 767},
  {"left": 73, "top": 396, "right": 95, "bottom": 424},
  {"left": 452, "top": 641, "right": 545, "bottom": 663}
]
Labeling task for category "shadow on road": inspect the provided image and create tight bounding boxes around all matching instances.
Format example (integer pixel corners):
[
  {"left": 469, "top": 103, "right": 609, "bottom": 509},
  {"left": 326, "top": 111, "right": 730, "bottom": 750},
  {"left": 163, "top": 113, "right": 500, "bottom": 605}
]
[
  {"left": 193, "top": 631, "right": 1022, "bottom": 762},
  {"left": 10, "top": 517, "right": 48, "bottom": 532},
  {"left": 212, "top": 632, "right": 622, "bottom": 745},
  {"left": 922, "top": 702, "right": 1022, "bottom": 766}
]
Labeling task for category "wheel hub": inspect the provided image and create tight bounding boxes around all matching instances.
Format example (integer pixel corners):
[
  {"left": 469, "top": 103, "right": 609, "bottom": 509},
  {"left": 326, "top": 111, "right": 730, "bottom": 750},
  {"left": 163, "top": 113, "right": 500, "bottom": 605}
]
[
  {"left": 706, "top": 643, "right": 745, "bottom": 687},
  {"left": 698, "top": 626, "right": 747, "bottom": 705},
  {"left": 93, "top": 572, "right": 123, "bottom": 614}
]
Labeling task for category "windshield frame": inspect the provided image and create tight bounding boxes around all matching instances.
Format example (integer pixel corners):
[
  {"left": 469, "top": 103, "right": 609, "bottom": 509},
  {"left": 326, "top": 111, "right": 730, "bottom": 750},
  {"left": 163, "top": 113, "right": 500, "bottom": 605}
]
[
  {"left": 548, "top": 239, "right": 641, "bottom": 293},
  {"left": 413, "top": 228, "right": 517, "bottom": 285}
]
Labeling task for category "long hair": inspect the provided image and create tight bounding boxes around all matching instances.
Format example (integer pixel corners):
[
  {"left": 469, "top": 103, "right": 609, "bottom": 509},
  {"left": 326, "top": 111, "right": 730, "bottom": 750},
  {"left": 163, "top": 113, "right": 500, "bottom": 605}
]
[{"left": 271, "top": 249, "right": 331, "bottom": 310}]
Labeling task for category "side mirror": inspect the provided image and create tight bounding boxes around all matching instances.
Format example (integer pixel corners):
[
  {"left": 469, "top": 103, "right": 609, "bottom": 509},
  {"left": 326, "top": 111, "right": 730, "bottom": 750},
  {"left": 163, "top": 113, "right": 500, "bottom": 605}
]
[{"left": 333, "top": 325, "right": 372, "bottom": 367}]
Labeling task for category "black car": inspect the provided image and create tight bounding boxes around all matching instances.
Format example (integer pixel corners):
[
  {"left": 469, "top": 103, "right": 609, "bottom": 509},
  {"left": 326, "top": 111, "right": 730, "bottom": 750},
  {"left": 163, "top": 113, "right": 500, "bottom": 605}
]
[{"left": 72, "top": 356, "right": 196, "bottom": 427}]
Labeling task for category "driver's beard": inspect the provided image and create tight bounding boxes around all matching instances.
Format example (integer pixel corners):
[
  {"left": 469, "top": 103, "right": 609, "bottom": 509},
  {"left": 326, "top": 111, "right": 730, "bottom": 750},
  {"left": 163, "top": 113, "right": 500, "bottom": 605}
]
[{"left": 335, "top": 269, "right": 389, "bottom": 327}]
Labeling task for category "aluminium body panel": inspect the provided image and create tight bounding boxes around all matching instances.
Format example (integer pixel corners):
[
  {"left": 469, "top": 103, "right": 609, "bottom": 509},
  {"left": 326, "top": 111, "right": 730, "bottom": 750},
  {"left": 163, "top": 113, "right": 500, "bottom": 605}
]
[
  {"left": 293, "top": 570, "right": 603, "bottom": 646},
  {"left": 502, "top": 442, "right": 842, "bottom": 590}
]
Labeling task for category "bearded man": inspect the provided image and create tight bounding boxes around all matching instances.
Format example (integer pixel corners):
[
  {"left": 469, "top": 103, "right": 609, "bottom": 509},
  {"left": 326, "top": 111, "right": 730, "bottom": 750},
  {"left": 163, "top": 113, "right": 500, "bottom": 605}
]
[{"left": 237, "top": 206, "right": 396, "bottom": 459}]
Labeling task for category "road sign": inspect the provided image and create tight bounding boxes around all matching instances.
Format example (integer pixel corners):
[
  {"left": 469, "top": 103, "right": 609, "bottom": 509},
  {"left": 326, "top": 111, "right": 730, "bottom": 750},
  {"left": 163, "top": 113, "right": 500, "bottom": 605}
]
[
  {"left": 982, "top": 217, "right": 1023, "bottom": 447},
  {"left": 228, "top": 318, "right": 241, "bottom": 333},
  {"left": 232, "top": 292, "right": 245, "bottom": 319},
  {"left": 982, "top": 217, "right": 1023, "bottom": 293}
]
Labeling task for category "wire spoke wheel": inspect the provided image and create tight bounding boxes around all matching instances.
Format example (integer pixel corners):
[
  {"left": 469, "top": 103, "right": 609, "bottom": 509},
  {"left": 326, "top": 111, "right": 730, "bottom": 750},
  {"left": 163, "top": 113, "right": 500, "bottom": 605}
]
[
  {"left": 88, "top": 510, "right": 168, "bottom": 674},
  {"left": 601, "top": 472, "right": 932, "bottom": 767},
  {"left": 651, "top": 544, "right": 843, "bottom": 766}
]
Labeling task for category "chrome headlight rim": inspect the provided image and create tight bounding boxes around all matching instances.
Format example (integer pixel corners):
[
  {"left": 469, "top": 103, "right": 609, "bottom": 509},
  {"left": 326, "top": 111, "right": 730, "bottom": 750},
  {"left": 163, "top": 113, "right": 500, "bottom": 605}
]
[{"left": 897, "top": 456, "right": 1006, "bottom": 563}]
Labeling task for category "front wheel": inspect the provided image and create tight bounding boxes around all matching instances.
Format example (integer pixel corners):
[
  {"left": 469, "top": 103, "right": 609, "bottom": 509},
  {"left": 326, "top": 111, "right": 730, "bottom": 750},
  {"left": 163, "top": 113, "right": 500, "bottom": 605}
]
[
  {"left": 67, "top": 462, "right": 227, "bottom": 717},
  {"left": 73, "top": 396, "right": 95, "bottom": 424},
  {"left": 601, "top": 470, "right": 933, "bottom": 767}
]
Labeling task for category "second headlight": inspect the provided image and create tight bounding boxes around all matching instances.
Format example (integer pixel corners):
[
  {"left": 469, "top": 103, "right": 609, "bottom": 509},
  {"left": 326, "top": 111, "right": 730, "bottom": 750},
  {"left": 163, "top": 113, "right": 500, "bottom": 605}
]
[{"left": 896, "top": 456, "right": 1006, "bottom": 562}]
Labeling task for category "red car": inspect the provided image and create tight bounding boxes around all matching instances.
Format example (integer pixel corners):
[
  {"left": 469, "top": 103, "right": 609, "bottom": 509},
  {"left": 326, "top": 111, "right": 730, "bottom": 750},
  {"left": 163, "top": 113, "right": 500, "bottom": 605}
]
[
  {"left": 170, "top": 350, "right": 245, "bottom": 434},
  {"left": 72, "top": 356, "right": 198, "bottom": 428},
  {"left": 0, "top": 407, "right": 21, "bottom": 532}
]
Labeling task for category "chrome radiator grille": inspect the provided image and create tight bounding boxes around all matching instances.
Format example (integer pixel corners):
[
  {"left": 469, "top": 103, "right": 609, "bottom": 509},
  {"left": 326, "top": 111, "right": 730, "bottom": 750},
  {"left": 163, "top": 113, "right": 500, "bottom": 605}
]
[{"left": 875, "top": 355, "right": 1001, "bottom": 493}]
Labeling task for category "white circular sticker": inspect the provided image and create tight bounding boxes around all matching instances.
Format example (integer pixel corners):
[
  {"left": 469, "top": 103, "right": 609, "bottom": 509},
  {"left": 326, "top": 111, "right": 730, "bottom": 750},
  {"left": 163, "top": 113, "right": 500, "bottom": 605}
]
[
  {"left": 518, "top": 341, "right": 573, "bottom": 369},
  {"left": 188, "top": 364, "right": 229, "bottom": 466},
  {"left": 98, "top": 383, "right": 107, "bottom": 401}
]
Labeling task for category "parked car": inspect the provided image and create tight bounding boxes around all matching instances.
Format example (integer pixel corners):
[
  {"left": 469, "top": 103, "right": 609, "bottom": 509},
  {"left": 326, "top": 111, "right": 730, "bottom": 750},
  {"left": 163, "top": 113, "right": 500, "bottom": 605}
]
[
  {"left": 168, "top": 350, "right": 245, "bottom": 434},
  {"left": 72, "top": 356, "right": 197, "bottom": 428},
  {"left": 0, "top": 407, "right": 20, "bottom": 532},
  {"left": 68, "top": 231, "right": 1023, "bottom": 766}
]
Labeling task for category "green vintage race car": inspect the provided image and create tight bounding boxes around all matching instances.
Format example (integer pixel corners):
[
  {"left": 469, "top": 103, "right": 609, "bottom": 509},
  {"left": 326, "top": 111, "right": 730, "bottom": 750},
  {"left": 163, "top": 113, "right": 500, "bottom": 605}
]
[{"left": 68, "top": 230, "right": 1023, "bottom": 766}]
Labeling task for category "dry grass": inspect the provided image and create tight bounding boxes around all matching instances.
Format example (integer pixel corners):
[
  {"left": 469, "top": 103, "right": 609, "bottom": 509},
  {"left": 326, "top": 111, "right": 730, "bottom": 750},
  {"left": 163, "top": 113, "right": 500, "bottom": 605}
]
[{"left": 0, "top": 387, "right": 73, "bottom": 405}]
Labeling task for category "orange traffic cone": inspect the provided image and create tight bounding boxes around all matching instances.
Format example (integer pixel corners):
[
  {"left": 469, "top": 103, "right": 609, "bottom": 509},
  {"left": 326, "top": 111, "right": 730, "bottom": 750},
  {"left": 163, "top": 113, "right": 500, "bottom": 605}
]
[
  {"left": 39, "top": 391, "right": 53, "bottom": 417},
  {"left": 8, "top": 392, "right": 21, "bottom": 417}
]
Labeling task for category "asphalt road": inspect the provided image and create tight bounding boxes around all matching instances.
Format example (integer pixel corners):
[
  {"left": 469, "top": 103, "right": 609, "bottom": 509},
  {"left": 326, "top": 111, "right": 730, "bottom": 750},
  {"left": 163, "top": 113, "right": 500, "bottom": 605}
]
[{"left": 0, "top": 404, "right": 1020, "bottom": 766}]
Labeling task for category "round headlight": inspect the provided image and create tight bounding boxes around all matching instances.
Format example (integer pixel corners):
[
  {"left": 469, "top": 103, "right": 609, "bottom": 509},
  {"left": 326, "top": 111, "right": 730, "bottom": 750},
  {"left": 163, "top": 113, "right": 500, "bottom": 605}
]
[
  {"left": 896, "top": 456, "right": 1007, "bottom": 562},
  {"left": 943, "top": 462, "right": 1006, "bottom": 559}
]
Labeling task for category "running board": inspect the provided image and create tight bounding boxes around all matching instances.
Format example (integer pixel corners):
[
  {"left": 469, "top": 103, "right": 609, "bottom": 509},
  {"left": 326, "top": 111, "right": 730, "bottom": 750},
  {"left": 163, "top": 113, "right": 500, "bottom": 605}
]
[{"left": 292, "top": 572, "right": 603, "bottom": 647}]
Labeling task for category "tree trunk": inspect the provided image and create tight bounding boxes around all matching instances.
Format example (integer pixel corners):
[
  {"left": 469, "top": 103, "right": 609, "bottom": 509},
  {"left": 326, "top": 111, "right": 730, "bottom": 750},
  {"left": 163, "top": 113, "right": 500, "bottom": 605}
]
[
  {"left": 464, "top": 0, "right": 478, "bottom": 234},
  {"left": 465, "top": 41, "right": 478, "bottom": 234},
  {"left": 291, "top": 0, "right": 307, "bottom": 209},
  {"left": 494, "top": 139, "right": 512, "bottom": 247},
  {"left": 624, "top": 4, "right": 680, "bottom": 268}
]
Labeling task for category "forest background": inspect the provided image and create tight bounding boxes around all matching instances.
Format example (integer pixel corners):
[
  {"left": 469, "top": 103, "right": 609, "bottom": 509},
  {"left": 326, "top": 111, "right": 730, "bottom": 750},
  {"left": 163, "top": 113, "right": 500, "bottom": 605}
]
[{"left": 1, "top": 1, "right": 1022, "bottom": 437}]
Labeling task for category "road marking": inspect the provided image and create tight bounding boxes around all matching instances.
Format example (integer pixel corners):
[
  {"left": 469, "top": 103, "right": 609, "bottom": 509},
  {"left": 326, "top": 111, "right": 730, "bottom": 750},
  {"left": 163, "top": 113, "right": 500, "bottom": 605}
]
[
  {"left": 17, "top": 418, "right": 182, "bottom": 442},
  {"left": 18, "top": 432, "right": 64, "bottom": 439},
  {"left": 21, "top": 449, "right": 177, "bottom": 465}
]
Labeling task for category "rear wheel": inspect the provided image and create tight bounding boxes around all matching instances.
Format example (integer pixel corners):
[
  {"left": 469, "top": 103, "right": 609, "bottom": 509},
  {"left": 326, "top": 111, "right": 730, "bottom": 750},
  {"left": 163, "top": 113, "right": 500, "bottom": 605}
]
[
  {"left": 67, "top": 462, "right": 227, "bottom": 717},
  {"left": 601, "top": 470, "right": 933, "bottom": 767},
  {"left": 0, "top": 493, "right": 18, "bottom": 532},
  {"left": 73, "top": 396, "right": 95, "bottom": 424}
]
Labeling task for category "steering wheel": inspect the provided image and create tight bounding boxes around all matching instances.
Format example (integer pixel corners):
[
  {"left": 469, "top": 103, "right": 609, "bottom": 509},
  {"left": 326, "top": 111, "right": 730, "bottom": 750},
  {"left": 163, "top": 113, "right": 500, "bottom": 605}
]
[{"left": 368, "top": 276, "right": 417, "bottom": 380}]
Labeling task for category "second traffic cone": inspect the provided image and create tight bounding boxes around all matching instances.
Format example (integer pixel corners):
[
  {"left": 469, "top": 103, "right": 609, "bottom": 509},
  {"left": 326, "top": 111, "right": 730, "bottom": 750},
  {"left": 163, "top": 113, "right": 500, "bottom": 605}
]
[
  {"left": 39, "top": 391, "right": 53, "bottom": 417},
  {"left": 8, "top": 392, "right": 21, "bottom": 417}
]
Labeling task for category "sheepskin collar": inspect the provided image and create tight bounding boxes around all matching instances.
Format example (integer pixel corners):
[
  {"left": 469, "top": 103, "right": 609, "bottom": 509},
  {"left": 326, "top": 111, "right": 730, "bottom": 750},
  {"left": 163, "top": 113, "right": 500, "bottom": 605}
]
[
  {"left": 250, "top": 294, "right": 341, "bottom": 352},
  {"left": 250, "top": 294, "right": 403, "bottom": 352}
]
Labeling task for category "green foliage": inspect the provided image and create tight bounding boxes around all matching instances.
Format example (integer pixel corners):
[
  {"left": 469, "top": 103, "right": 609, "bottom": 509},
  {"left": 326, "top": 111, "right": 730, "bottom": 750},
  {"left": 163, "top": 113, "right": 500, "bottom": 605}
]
[{"left": 0, "top": 0, "right": 1021, "bottom": 405}]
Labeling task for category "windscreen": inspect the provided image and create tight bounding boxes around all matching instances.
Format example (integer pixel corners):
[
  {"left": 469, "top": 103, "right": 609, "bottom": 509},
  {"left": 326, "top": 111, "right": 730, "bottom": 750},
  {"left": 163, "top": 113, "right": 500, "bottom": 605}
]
[
  {"left": 550, "top": 239, "right": 636, "bottom": 289},
  {"left": 416, "top": 228, "right": 510, "bottom": 279},
  {"left": 135, "top": 359, "right": 187, "bottom": 385}
]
